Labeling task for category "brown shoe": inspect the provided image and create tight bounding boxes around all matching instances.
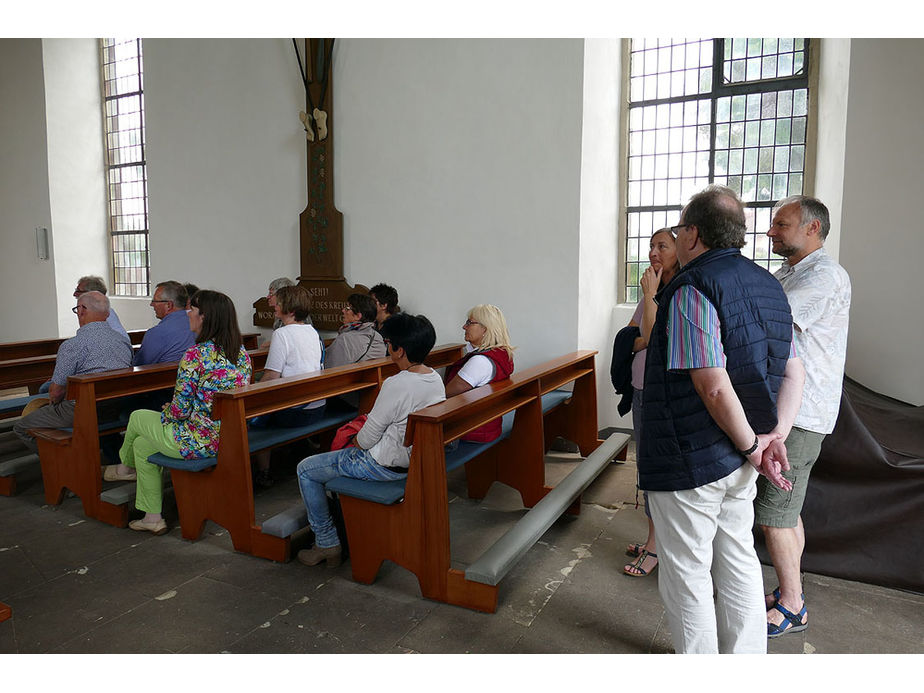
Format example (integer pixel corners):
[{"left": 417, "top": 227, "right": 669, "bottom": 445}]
[{"left": 297, "top": 544, "right": 342, "bottom": 568}]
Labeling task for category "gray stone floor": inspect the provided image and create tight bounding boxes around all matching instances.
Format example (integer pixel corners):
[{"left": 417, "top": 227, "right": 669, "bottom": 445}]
[{"left": 1, "top": 431, "right": 922, "bottom": 657}]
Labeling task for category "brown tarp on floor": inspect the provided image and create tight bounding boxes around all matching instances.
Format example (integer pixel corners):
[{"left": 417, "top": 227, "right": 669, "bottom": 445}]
[{"left": 759, "top": 376, "right": 924, "bottom": 594}]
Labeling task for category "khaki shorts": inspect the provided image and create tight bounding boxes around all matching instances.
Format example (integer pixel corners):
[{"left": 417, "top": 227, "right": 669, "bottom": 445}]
[{"left": 754, "top": 426, "right": 825, "bottom": 528}]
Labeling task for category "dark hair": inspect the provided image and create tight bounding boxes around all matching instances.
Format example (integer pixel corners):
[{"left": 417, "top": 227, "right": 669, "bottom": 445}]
[
  {"left": 190, "top": 289, "right": 243, "bottom": 362},
  {"left": 369, "top": 283, "right": 400, "bottom": 315},
  {"left": 682, "top": 185, "right": 746, "bottom": 250},
  {"left": 155, "top": 280, "right": 188, "bottom": 309},
  {"left": 275, "top": 285, "right": 312, "bottom": 322},
  {"left": 347, "top": 293, "right": 378, "bottom": 323},
  {"left": 379, "top": 313, "right": 436, "bottom": 364},
  {"left": 183, "top": 282, "right": 200, "bottom": 299}
]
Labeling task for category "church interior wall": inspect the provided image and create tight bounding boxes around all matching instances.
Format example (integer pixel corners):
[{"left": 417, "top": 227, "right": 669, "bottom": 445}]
[
  {"left": 331, "top": 38, "right": 586, "bottom": 377},
  {"left": 0, "top": 39, "right": 58, "bottom": 342},
  {"left": 42, "top": 38, "right": 110, "bottom": 338},
  {"left": 838, "top": 38, "right": 924, "bottom": 406}
]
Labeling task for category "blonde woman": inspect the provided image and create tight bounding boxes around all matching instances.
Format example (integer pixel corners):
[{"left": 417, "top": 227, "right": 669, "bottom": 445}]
[{"left": 444, "top": 304, "right": 515, "bottom": 442}]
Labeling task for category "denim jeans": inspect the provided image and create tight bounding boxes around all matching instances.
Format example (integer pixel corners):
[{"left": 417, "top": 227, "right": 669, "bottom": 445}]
[{"left": 296, "top": 447, "right": 405, "bottom": 548}]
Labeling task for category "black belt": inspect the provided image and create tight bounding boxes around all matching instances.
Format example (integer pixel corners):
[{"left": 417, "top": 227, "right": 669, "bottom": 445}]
[{"left": 380, "top": 465, "right": 408, "bottom": 474}]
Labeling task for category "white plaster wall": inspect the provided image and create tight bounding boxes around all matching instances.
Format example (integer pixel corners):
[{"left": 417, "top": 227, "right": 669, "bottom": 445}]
[
  {"left": 578, "top": 39, "right": 626, "bottom": 430},
  {"left": 838, "top": 39, "right": 924, "bottom": 405},
  {"left": 141, "top": 38, "right": 306, "bottom": 336},
  {"left": 0, "top": 39, "right": 59, "bottom": 341},
  {"left": 333, "top": 39, "right": 585, "bottom": 371},
  {"left": 813, "top": 38, "right": 851, "bottom": 264},
  {"left": 43, "top": 38, "right": 111, "bottom": 338}
]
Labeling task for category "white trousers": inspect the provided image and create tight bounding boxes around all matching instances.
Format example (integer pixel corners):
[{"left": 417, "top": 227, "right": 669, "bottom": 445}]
[{"left": 648, "top": 463, "right": 766, "bottom": 654}]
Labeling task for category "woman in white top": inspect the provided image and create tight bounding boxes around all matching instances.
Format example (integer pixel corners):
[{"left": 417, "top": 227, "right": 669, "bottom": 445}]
[
  {"left": 251, "top": 285, "right": 325, "bottom": 487},
  {"left": 295, "top": 313, "right": 446, "bottom": 568}
]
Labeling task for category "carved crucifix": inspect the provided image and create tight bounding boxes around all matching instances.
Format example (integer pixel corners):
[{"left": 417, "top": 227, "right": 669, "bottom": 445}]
[{"left": 253, "top": 38, "right": 368, "bottom": 332}]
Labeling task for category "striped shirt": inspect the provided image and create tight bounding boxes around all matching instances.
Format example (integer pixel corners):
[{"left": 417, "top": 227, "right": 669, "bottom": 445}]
[{"left": 666, "top": 285, "right": 795, "bottom": 370}]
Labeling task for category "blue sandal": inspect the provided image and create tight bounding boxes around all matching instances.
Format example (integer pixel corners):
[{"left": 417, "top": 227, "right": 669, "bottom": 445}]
[
  {"left": 623, "top": 550, "right": 658, "bottom": 577},
  {"left": 767, "top": 600, "right": 807, "bottom": 638},
  {"left": 766, "top": 587, "right": 781, "bottom": 608}
]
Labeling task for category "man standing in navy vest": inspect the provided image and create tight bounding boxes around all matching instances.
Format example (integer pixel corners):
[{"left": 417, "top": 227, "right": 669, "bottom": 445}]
[
  {"left": 756, "top": 196, "right": 851, "bottom": 638},
  {"left": 638, "top": 186, "right": 805, "bottom": 654}
]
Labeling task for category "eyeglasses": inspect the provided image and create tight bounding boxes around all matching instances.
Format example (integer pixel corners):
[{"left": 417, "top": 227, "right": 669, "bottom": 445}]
[
  {"left": 464, "top": 319, "right": 481, "bottom": 327},
  {"left": 71, "top": 304, "right": 86, "bottom": 314},
  {"left": 669, "top": 223, "right": 691, "bottom": 235},
  {"left": 150, "top": 299, "right": 171, "bottom": 305},
  {"left": 73, "top": 288, "right": 86, "bottom": 297}
]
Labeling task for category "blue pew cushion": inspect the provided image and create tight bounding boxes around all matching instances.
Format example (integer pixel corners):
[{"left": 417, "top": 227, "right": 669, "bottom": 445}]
[
  {"left": 324, "top": 390, "right": 574, "bottom": 505},
  {"left": 147, "top": 407, "right": 357, "bottom": 472}
]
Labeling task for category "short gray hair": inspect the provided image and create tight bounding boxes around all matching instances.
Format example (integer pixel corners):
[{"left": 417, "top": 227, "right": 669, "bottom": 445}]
[
  {"left": 79, "top": 290, "right": 110, "bottom": 316},
  {"left": 155, "top": 280, "right": 188, "bottom": 308},
  {"left": 773, "top": 195, "right": 831, "bottom": 241},
  {"left": 268, "top": 277, "right": 295, "bottom": 293},
  {"left": 78, "top": 275, "right": 108, "bottom": 294}
]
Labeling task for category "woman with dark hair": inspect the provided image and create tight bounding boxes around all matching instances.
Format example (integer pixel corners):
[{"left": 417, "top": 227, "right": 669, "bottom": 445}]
[
  {"left": 294, "top": 313, "right": 445, "bottom": 567},
  {"left": 103, "top": 289, "right": 252, "bottom": 535},
  {"left": 622, "top": 227, "right": 680, "bottom": 577},
  {"left": 324, "top": 293, "right": 386, "bottom": 368},
  {"left": 444, "top": 304, "right": 515, "bottom": 442},
  {"left": 251, "top": 285, "right": 325, "bottom": 488},
  {"left": 369, "top": 283, "right": 400, "bottom": 331}
]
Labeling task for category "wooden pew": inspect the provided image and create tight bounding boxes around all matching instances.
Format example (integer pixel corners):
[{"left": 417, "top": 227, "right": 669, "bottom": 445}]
[
  {"left": 0, "top": 330, "right": 259, "bottom": 361},
  {"left": 326, "top": 350, "right": 630, "bottom": 613},
  {"left": 12, "top": 348, "right": 269, "bottom": 513},
  {"left": 149, "top": 344, "right": 466, "bottom": 563},
  {"left": 0, "top": 332, "right": 259, "bottom": 408},
  {"left": 0, "top": 600, "right": 10, "bottom": 624}
]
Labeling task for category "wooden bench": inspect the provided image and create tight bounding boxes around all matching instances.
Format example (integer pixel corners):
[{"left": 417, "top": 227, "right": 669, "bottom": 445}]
[
  {"left": 0, "top": 331, "right": 260, "bottom": 361},
  {"left": 11, "top": 348, "right": 269, "bottom": 513},
  {"left": 0, "top": 601, "right": 10, "bottom": 624},
  {"left": 145, "top": 344, "right": 466, "bottom": 563},
  {"left": 0, "top": 332, "right": 259, "bottom": 398},
  {"left": 324, "top": 350, "right": 630, "bottom": 613}
]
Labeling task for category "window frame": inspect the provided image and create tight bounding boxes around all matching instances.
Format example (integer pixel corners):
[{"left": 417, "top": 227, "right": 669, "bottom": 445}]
[{"left": 617, "top": 38, "right": 819, "bottom": 303}]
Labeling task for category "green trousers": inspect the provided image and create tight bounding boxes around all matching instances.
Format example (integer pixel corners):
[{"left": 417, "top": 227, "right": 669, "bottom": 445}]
[{"left": 119, "top": 409, "right": 183, "bottom": 514}]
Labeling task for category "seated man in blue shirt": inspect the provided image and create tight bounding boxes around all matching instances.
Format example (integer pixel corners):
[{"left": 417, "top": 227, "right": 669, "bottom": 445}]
[
  {"left": 14, "top": 291, "right": 133, "bottom": 452},
  {"left": 133, "top": 281, "right": 196, "bottom": 366}
]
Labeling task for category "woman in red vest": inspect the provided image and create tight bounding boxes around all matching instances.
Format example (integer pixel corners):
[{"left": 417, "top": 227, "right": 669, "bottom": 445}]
[{"left": 444, "top": 304, "right": 515, "bottom": 442}]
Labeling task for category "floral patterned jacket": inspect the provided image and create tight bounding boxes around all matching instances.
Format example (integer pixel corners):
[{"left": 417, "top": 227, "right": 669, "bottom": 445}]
[{"left": 161, "top": 341, "right": 252, "bottom": 458}]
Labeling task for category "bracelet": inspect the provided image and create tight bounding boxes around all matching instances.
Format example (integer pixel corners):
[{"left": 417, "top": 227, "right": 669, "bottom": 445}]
[{"left": 737, "top": 436, "right": 759, "bottom": 456}]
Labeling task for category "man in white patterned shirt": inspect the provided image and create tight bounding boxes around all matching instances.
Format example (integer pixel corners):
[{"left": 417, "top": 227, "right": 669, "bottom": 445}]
[{"left": 757, "top": 195, "right": 851, "bottom": 638}]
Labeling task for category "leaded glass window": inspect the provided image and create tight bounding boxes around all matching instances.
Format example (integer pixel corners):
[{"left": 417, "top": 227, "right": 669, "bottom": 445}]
[
  {"left": 624, "top": 38, "right": 810, "bottom": 302},
  {"left": 100, "top": 38, "right": 150, "bottom": 297}
]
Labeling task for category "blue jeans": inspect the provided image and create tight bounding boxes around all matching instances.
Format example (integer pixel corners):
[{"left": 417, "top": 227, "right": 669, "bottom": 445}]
[{"left": 296, "top": 447, "right": 405, "bottom": 548}]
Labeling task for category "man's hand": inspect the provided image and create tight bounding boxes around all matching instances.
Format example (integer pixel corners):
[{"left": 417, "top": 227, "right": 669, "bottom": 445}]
[
  {"left": 48, "top": 382, "right": 67, "bottom": 405},
  {"left": 746, "top": 432, "right": 792, "bottom": 491}
]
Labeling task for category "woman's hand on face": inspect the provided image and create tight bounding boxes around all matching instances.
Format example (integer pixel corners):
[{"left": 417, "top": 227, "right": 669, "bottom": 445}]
[{"left": 640, "top": 266, "right": 662, "bottom": 298}]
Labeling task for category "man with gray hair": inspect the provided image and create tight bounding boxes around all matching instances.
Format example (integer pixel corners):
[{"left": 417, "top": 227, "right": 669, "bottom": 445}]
[
  {"left": 13, "top": 291, "right": 133, "bottom": 452},
  {"left": 133, "top": 281, "right": 196, "bottom": 366},
  {"left": 638, "top": 185, "right": 805, "bottom": 653},
  {"left": 757, "top": 195, "right": 851, "bottom": 638},
  {"left": 74, "top": 275, "right": 130, "bottom": 342}
]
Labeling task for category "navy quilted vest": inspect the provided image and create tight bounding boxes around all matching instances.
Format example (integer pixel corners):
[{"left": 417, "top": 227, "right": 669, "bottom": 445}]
[{"left": 638, "top": 248, "right": 792, "bottom": 492}]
